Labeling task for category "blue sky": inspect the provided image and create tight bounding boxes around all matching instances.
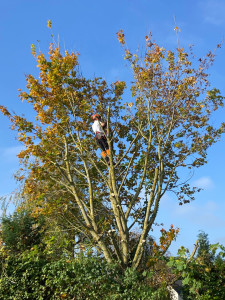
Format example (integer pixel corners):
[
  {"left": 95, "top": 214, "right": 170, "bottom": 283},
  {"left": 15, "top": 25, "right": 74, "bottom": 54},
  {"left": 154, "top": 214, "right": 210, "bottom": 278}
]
[{"left": 0, "top": 0, "right": 225, "bottom": 254}]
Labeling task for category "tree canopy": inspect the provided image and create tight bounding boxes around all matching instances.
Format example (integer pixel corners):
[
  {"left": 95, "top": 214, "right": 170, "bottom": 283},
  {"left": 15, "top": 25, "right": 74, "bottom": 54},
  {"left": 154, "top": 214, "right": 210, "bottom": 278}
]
[{"left": 1, "top": 30, "right": 224, "bottom": 270}]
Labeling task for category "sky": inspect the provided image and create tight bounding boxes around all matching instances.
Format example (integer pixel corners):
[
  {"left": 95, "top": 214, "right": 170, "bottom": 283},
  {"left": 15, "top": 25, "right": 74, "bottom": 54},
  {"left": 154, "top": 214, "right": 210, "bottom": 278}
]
[{"left": 0, "top": 0, "right": 225, "bottom": 255}]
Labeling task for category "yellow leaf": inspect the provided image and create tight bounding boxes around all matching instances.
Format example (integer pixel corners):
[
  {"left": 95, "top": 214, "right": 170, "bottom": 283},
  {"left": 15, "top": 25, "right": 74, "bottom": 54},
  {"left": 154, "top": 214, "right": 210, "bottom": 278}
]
[
  {"left": 47, "top": 20, "right": 52, "bottom": 29},
  {"left": 31, "top": 44, "right": 36, "bottom": 57}
]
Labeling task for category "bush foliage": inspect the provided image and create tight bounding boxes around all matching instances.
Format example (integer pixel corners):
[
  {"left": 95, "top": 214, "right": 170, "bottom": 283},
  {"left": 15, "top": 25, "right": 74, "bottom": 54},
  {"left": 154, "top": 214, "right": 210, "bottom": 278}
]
[{"left": 0, "top": 253, "right": 169, "bottom": 300}]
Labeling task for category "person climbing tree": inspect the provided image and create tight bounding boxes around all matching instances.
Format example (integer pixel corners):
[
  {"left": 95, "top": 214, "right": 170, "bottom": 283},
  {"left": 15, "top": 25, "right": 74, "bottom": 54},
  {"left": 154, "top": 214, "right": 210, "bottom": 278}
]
[{"left": 92, "top": 113, "right": 110, "bottom": 164}]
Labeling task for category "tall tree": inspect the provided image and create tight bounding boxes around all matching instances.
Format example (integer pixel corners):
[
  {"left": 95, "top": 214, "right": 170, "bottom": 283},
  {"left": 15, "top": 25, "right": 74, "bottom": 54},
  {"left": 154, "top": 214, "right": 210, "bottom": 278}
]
[{"left": 1, "top": 30, "right": 224, "bottom": 269}]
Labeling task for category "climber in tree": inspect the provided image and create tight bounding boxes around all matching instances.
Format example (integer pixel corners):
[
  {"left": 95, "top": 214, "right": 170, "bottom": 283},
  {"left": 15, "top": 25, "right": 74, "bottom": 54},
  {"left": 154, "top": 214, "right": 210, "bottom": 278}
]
[{"left": 92, "top": 113, "right": 110, "bottom": 164}]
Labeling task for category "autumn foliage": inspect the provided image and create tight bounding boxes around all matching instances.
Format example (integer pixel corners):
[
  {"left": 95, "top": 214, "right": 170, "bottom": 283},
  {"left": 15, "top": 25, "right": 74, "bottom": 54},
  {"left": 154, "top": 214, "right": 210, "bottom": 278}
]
[{"left": 1, "top": 28, "right": 224, "bottom": 270}]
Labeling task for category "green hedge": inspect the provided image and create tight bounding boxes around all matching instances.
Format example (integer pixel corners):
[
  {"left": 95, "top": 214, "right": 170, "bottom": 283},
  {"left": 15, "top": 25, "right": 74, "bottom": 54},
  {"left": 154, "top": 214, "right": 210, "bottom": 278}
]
[{"left": 0, "top": 253, "right": 169, "bottom": 300}]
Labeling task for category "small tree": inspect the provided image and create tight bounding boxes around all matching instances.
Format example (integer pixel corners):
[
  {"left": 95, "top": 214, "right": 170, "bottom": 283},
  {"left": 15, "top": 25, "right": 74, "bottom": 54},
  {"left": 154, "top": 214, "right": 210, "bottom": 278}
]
[{"left": 1, "top": 29, "right": 224, "bottom": 270}]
